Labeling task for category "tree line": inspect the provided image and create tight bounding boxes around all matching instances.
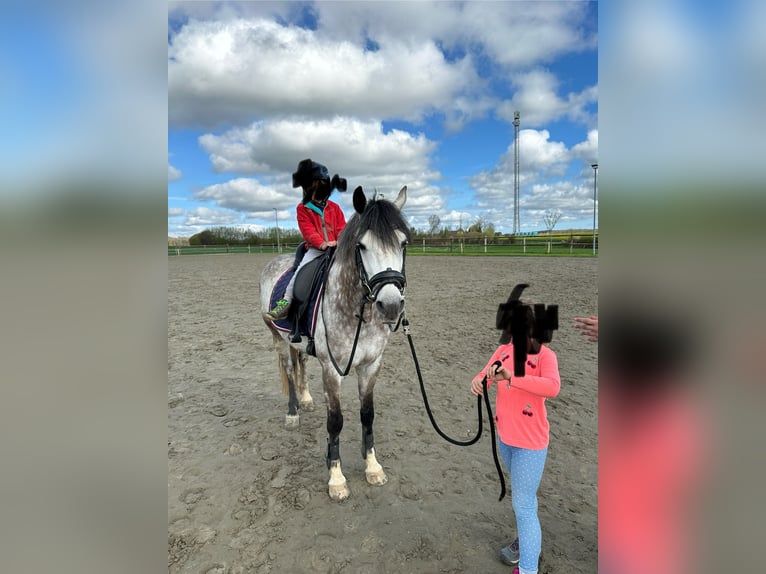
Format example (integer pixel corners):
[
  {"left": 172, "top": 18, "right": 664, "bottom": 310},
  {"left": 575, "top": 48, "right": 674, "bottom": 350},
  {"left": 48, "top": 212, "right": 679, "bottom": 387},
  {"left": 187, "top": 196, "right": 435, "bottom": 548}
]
[
  {"left": 185, "top": 212, "right": 590, "bottom": 246},
  {"left": 187, "top": 216, "right": 499, "bottom": 246},
  {"left": 188, "top": 226, "right": 303, "bottom": 246}
]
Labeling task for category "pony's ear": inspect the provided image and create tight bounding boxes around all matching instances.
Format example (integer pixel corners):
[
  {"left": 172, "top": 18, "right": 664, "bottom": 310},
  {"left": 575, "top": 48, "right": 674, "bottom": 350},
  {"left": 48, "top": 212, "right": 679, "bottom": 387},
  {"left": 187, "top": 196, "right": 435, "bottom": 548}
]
[
  {"left": 353, "top": 186, "right": 367, "bottom": 214},
  {"left": 393, "top": 185, "right": 407, "bottom": 210}
]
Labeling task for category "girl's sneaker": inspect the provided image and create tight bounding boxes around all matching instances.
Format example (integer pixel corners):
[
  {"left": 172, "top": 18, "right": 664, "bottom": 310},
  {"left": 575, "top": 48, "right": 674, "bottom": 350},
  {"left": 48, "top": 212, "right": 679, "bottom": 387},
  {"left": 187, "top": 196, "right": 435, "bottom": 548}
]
[
  {"left": 499, "top": 537, "right": 519, "bottom": 565},
  {"left": 267, "top": 298, "right": 290, "bottom": 319}
]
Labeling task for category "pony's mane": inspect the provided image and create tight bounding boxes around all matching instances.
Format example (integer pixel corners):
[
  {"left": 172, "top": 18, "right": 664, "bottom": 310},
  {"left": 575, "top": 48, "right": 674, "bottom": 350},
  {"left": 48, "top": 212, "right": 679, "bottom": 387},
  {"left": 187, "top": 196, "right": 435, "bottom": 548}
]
[{"left": 336, "top": 198, "right": 411, "bottom": 261}]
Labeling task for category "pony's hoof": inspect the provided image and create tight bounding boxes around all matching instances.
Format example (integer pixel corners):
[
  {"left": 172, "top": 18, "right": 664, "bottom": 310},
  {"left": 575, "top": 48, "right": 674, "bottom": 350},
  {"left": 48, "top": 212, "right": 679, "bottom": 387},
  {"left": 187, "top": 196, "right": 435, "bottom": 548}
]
[
  {"left": 366, "top": 469, "right": 388, "bottom": 486},
  {"left": 299, "top": 399, "right": 315, "bottom": 412},
  {"left": 285, "top": 414, "right": 300, "bottom": 429},
  {"left": 328, "top": 481, "right": 350, "bottom": 502}
]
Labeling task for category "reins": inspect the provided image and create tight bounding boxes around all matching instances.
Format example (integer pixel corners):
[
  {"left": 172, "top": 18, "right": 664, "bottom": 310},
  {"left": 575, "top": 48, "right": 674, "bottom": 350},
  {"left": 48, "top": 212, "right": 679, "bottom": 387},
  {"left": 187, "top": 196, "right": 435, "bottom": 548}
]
[
  {"left": 322, "top": 294, "right": 367, "bottom": 377},
  {"left": 402, "top": 315, "right": 507, "bottom": 501}
]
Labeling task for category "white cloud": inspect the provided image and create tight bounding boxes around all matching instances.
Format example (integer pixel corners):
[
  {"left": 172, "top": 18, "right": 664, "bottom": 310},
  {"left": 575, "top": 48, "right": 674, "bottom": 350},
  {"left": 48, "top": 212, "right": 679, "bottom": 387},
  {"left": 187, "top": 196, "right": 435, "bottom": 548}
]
[
  {"left": 199, "top": 117, "right": 435, "bottom": 175},
  {"left": 497, "top": 70, "right": 597, "bottom": 128},
  {"left": 194, "top": 117, "right": 445, "bottom": 218},
  {"left": 168, "top": 4, "right": 596, "bottom": 130},
  {"left": 571, "top": 129, "right": 599, "bottom": 163},
  {"left": 517, "top": 129, "right": 570, "bottom": 173},
  {"left": 168, "top": 164, "right": 181, "bottom": 181},
  {"left": 467, "top": 129, "right": 593, "bottom": 232},
  {"left": 439, "top": 209, "right": 476, "bottom": 228},
  {"left": 168, "top": 207, "right": 184, "bottom": 217},
  {"left": 453, "top": 2, "right": 594, "bottom": 67},
  {"left": 523, "top": 181, "right": 593, "bottom": 213},
  {"left": 169, "top": 18, "right": 478, "bottom": 128},
  {"left": 310, "top": 1, "right": 593, "bottom": 68},
  {"left": 470, "top": 129, "right": 570, "bottom": 198},
  {"left": 184, "top": 206, "right": 242, "bottom": 227},
  {"left": 193, "top": 178, "right": 293, "bottom": 212}
]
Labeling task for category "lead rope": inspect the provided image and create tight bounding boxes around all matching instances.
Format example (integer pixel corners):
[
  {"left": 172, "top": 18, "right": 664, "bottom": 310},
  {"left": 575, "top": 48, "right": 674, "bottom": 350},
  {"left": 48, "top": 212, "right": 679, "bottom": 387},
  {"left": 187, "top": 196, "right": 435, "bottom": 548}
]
[{"left": 402, "top": 315, "right": 507, "bottom": 501}]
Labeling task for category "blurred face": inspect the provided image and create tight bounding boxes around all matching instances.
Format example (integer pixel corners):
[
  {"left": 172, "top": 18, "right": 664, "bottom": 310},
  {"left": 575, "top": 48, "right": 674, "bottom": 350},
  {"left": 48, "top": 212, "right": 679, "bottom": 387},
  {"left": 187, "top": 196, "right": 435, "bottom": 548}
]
[{"left": 310, "top": 178, "right": 332, "bottom": 202}]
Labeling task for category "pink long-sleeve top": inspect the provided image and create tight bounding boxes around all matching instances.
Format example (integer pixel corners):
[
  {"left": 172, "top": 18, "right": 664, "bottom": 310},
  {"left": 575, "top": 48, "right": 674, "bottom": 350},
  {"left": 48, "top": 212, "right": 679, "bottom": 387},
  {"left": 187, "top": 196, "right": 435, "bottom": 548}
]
[{"left": 476, "top": 343, "right": 561, "bottom": 450}]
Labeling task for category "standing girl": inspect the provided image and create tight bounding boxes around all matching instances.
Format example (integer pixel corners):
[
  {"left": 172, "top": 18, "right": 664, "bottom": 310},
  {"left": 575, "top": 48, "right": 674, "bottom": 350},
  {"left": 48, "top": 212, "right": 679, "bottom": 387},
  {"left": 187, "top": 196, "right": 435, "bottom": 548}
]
[{"left": 470, "top": 294, "right": 561, "bottom": 574}]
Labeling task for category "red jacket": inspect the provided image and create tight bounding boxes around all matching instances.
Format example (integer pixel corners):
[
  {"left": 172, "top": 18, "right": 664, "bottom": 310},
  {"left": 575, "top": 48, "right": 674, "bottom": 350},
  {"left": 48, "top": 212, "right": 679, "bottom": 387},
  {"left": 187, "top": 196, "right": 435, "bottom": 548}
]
[{"left": 296, "top": 200, "right": 347, "bottom": 249}]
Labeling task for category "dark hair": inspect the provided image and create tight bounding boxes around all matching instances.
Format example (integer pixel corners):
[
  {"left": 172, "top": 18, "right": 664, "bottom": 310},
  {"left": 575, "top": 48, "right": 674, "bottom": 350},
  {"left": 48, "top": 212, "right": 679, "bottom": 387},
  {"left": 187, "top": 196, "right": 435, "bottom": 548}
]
[
  {"left": 496, "top": 284, "right": 559, "bottom": 375},
  {"left": 292, "top": 159, "right": 347, "bottom": 203}
]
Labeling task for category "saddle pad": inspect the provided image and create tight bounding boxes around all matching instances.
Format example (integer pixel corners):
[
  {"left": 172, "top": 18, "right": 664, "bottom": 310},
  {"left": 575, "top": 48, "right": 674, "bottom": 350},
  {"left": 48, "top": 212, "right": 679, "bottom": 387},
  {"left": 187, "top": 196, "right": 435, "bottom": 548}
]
[{"left": 269, "top": 268, "right": 324, "bottom": 337}]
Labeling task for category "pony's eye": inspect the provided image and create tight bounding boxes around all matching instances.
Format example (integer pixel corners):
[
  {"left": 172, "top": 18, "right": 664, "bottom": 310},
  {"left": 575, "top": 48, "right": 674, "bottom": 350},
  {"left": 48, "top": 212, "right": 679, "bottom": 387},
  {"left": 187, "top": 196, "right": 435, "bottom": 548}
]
[
  {"left": 357, "top": 242, "right": 367, "bottom": 251},
  {"left": 401, "top": 239, "right": 408, "bottom": 248}
]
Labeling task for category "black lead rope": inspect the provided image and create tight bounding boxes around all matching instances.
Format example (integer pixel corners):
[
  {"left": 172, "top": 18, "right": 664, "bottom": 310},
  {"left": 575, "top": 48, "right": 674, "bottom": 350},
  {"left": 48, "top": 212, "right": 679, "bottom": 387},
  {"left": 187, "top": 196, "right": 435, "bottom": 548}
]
[
  {"left": 402, "top": 317, "right": 507, "bottom": 501},
  {"left": 322, "top": 290, "right": 368, "bottom": 377}
]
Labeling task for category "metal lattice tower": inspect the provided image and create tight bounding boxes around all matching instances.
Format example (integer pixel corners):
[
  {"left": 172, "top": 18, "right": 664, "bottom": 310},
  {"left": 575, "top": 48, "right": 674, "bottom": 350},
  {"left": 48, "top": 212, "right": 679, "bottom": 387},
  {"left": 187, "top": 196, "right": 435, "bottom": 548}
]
[{"left": 512, "top": 111, "right": 520, "bottom": 235}]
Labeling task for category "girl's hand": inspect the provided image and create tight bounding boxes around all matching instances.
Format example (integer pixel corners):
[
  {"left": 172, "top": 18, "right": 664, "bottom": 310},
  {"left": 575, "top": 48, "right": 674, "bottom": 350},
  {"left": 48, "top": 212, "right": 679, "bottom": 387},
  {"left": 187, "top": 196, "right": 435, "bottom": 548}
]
[
  {"left": 470, "top": 375, "right": 485, "bottom": 396},
  {"left": 327, "top": 240, "right": 337, "bottom": 247},
  {"left": 319, "top": 241, "right": 328, "bottom": 250},
  {"left": 487, "top": 363, "right": 511, "bottom": 382}
]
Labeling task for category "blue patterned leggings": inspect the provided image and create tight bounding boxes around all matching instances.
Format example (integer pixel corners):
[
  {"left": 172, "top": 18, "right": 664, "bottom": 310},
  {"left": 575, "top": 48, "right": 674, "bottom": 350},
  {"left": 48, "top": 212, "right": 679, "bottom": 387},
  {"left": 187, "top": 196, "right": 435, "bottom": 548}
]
[{"left": 498, "top": 441, "right": 548, "bottom": 574}]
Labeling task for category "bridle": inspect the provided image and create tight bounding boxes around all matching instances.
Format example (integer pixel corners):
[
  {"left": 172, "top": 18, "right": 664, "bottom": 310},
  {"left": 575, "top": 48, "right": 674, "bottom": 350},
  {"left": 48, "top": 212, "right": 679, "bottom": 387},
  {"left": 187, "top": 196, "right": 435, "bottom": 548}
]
[
  {"left": 354, "top": 241, "right": 407, "bottom": 302},
  {"left": 321, "top": 240, "right": 408, "bottom": 376}
]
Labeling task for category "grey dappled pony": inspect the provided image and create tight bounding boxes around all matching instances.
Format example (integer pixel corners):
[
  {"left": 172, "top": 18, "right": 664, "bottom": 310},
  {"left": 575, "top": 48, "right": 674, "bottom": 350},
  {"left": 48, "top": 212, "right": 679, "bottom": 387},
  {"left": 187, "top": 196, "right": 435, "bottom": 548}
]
[{"left": 260, "top": 185, "right": 409, "bottom": 501}]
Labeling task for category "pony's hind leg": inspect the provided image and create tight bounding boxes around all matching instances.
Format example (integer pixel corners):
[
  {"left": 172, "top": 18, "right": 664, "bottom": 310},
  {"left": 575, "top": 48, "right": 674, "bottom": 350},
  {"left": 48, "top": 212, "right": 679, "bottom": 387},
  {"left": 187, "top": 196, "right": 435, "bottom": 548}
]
[
  {"left": 295, "top": 349, "right": 314, "bottom": 412},
  {"left": 269, "top": 328, "right": 301, "bottom": 429}
]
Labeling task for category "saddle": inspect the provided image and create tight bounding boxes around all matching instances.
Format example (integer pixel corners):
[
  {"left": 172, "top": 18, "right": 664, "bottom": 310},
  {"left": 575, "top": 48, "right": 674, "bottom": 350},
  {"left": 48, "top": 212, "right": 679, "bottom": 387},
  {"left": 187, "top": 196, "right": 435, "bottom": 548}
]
[{"left": 269, "top": 243, "right": 332, "bottom": 355}]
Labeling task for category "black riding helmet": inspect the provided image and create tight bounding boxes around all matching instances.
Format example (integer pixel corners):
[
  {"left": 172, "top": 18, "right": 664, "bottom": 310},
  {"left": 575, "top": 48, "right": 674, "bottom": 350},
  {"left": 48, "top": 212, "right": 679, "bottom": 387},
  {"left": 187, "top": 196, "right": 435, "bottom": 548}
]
[{"left": 292, "top": 158, "right": 347, "bottom": 204}]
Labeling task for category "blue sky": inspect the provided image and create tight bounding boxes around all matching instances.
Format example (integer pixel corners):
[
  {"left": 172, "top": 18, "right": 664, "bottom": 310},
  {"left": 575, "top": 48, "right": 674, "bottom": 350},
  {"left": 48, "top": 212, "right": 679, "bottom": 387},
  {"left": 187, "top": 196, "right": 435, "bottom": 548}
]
[{"left": 167, "top": 1, "right": 598, "bottom": 237}]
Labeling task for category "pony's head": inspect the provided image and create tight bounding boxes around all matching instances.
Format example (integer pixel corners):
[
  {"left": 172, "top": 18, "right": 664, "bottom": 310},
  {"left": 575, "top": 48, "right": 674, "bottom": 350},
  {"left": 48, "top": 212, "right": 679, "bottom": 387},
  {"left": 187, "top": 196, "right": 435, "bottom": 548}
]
[{"left": 337, "top": 186, "right": 410, "bottom": 325}]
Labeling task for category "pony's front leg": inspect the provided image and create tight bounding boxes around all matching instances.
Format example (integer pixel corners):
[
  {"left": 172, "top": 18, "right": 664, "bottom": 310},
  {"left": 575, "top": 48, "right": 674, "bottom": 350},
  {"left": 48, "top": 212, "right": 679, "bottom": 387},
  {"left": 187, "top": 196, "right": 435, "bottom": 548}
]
[
  {"left": 357, "top": 363, "right": 388, "bottom": 487},
  {"left": 323, "top": 371, "right": 350, "bottom": 502}
]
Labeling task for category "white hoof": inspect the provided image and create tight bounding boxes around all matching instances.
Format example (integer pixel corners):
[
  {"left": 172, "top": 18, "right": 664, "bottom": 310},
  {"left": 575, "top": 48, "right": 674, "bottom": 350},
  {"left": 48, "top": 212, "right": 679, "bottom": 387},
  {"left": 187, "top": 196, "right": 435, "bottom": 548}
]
[
  {"left": 328, "top": 463, "right": 350, "bottom": 501},
  {"left": 364, "top": 449, "right": 388, "bottom": 486},
  {"left": 299, "top": 399, "right": 315, "bottom": 412},
  {"left": 328, "top": 481, "right": 350, "bottom": 502},
  {"left": 285, "top": 414, "right": 300, "bottom": 429},
  {"left": 365, "top": 468, "right": 388, "bottom": 486}
]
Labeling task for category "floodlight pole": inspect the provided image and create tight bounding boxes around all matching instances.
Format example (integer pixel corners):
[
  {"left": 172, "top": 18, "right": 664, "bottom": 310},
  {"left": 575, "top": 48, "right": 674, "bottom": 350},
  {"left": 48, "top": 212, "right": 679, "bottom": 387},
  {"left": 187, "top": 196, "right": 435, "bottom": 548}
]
[
  {"left": 273, "top": 208, "right": 281, "bottom": 253},
  {"left": 591, "top": 163, "right": 598, "bottom": 256}
]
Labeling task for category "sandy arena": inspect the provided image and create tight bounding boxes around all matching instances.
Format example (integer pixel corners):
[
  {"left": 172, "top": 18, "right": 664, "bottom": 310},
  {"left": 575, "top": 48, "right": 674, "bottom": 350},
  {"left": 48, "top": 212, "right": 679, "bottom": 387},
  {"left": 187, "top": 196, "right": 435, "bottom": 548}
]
[{"left": 168, "top": 253, "right": 597, "bottom": 573}]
